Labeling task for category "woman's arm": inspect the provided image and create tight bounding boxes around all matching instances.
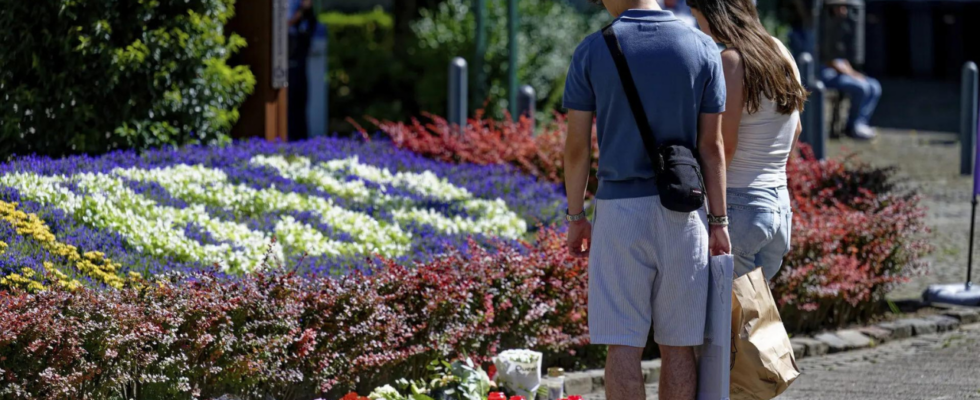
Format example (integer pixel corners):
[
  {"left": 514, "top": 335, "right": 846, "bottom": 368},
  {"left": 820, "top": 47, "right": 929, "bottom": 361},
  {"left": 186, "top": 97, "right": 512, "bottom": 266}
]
[
  {"left": 720, "top": 49, "right": 745, "bottom": 167},
  {"left": 792, "top": 119, "right": 803, "bottom": 153}
]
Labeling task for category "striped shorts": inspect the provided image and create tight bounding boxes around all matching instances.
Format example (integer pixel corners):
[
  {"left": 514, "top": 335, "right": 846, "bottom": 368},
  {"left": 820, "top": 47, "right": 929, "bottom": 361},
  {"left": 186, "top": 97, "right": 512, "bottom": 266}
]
[{"left": 588, "top": 195, "right": 709, "bottom": 348}]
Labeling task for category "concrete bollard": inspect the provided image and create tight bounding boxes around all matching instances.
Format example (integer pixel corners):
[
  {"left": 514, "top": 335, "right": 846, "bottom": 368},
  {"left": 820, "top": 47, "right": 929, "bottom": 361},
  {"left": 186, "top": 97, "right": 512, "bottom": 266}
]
[
  {"left": 797, "top": 52, "right": 816, "bottom": 90},
  {"left": 797, "top": 52, "right": 826, "bottom": 159},
  {"left": 517, "top": 85, "right": 536, "bottom": 134},
  {"left": 961, "top": 61, "right": 978, "bottom": 176},
  {"left": 797, "top": 53, "right": 816, "bottom": 153},
  {"left": 448, "top": 57, "right": 468, "bottom": 133},
  {"left": 810, "top": 80, "right": 827, "bottom": 160}
]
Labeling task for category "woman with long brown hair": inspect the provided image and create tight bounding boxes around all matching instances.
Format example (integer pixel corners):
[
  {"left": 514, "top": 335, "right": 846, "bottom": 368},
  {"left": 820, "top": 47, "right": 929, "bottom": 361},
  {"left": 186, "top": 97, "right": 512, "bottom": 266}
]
[{"left": 688, "top": 0, "right": 808, "bottom": 280}]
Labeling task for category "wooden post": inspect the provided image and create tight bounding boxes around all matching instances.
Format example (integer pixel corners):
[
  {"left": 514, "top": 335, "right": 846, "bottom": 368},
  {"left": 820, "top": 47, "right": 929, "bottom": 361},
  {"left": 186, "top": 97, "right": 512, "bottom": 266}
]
[{"left": 227, "top": 0, "right": 289, "bottom": 142}]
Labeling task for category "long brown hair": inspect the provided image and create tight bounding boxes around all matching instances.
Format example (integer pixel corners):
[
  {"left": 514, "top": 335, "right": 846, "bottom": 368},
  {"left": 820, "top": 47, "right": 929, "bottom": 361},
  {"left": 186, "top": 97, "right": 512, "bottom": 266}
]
[{"left": 687, "top": 0, "right": 808, "bottom": 115}]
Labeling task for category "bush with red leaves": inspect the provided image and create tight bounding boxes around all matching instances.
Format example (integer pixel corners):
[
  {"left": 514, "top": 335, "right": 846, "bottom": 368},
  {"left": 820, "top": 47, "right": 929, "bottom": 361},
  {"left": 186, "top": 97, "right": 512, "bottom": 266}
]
[
  {"left": 0, "top": 229, "right": 588, "bottom": 400},
  {"left": 372, "top": 112, "right": 600, "bottom": 194},
  {"left": 377, "top": 112, "right": 932, "bottom": 333},
  {"left": 776, "top": 145, "right": 931, "bottom": 332}
]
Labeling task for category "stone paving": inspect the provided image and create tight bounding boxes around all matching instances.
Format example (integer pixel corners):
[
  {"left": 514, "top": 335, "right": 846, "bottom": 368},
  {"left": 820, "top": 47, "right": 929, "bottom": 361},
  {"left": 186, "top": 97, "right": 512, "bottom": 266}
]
[
  {"left": 579, "top": 323, "right": 980, "bottom": 400},
  {"left": 825, "top": 128, "right": 976, "bottom": 300}
]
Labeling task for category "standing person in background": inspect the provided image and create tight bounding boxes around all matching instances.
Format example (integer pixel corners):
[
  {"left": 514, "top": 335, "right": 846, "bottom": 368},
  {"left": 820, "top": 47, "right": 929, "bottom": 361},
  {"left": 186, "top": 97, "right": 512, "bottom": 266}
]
[
  {"left": 563, "top": 0, "right": 731, "bottom": 399},
  {"left": 688, "top": 0, "right": 808, "bottom": 280},
  {"left": 781, "top": 0, "right": 816, "bottom": 57},
  {"left": 288, "top": 0, "right": 317, "bottom": 141},
  {"left": 820, "top": 3, "right": 881, "bottom": 140}
]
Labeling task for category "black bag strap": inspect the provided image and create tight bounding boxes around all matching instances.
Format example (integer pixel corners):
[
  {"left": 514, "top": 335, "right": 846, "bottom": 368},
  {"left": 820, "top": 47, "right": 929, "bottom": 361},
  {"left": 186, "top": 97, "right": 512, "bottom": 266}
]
[{"left": 601, "top": 24, "right": 664, "bottom": 173}]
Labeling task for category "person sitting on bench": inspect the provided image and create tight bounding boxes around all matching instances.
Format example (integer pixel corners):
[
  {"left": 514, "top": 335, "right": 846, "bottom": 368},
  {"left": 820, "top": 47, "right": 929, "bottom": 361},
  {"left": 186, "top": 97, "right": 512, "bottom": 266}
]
[{"left": 820, "top": 4, "right": 880, "bottom": 140}]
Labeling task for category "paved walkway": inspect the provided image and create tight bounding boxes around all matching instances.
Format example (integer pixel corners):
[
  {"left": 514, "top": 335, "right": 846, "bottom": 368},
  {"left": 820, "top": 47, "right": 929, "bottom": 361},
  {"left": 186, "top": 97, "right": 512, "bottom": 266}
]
[
  {"left": 825, "top": 128, "right": 976, "bottom": 300},
  {"left": 582, "top": 323, "right": 980, "bottom": 400}
]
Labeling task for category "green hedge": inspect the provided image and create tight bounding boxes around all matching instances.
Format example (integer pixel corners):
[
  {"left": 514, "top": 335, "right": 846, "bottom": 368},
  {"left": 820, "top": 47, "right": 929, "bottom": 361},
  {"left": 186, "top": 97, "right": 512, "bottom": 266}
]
[
  {"left": 0, "top": 0, "right": 255, "bottom": 156},
  {"left": 322, "top": 2, "right": 607, "bottom": 130},
  {"left": 320, "top": 8, "right": 407, "bottom": 130},
  {"left": 410, "top": 0, "right": 608, "bottom": 120}
]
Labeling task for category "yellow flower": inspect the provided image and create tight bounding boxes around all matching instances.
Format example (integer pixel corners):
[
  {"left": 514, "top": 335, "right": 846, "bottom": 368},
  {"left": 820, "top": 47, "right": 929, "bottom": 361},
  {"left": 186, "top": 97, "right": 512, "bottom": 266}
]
[{"left": 0, "top": 200, "right": 127, "bottom": 290}]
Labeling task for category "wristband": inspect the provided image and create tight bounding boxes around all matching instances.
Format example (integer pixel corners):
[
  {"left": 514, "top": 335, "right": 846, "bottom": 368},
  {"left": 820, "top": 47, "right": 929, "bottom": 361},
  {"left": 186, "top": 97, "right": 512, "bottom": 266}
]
[
  {"left": 565, "top": 209, "right": 587, "bottom": 223},
  {"left": 707, "top": 214, "right": 729, "bottom": 226}
]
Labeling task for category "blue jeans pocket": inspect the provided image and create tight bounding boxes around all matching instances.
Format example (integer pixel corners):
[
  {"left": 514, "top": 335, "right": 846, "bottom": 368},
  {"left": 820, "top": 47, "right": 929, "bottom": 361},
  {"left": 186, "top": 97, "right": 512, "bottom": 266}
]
[{"left": 728, "top": 205, "right": 776, "bottom": 277}]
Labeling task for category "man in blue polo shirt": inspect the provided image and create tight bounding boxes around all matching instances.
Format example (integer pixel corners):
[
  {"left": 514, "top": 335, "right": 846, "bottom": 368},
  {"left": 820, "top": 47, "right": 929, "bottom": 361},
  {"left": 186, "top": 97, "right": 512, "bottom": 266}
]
[{"left": 562, "top": 0, "right": 730, "bottom": 399}]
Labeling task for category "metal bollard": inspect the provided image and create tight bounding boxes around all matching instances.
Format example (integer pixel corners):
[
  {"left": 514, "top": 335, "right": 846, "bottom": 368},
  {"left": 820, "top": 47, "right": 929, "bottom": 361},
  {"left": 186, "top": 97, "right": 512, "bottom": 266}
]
[
  {"left": 448, "top": 57, "right": 468, "bottom": 132},
  {"left": 797, "top": 53, "right": 816, "bottom": 151},
  {"left": 961, "top": 62, "right": 978, "bottom": 176},
  {"left": 810, "top": 80, "right": 828, "bottom": 160},
  {"left": 797, "top": 52, "right": 816, "bottom": 90},
  {"left": 517, "top": 85, "right": 536, "bottom": 134}
]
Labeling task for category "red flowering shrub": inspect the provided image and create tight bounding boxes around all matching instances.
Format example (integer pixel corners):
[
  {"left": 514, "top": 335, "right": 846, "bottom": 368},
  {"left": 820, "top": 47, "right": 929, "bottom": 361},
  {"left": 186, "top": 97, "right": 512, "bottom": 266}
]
[
  {"left": 379, "top": 111, "right": 932, "bottom": 333},
  {"left": 373, "top": 112, "right": 600, "bottom": 194},
  {"left": 776, "top": 145, "right": 931, "bottom": 332},
  {"left": 0, "top": 228, "right": 589, "bottom": 399}
]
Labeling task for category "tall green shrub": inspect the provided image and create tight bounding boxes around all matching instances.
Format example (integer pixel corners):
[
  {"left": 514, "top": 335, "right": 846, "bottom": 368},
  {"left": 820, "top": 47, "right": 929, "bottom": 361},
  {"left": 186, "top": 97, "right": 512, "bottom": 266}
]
[
  {"left": 0, "top": 0, "right": 255, "bottom": 156},
  {"left": 410, "top": 0, "right": 609, "bottom": 118},
  {"left": 320, "top": 9, "right": 407, "bottom": 130}
]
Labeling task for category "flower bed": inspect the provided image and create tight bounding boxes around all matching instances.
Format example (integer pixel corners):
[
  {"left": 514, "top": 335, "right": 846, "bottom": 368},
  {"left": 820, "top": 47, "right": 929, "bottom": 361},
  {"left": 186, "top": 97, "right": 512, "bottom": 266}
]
[
  {"left": 0, "top": 230, "right": 588, "bottom": 398},
  {"left": 378, "top": 114, "right": 933, "bottom": 333},
  {"left": 0, "top": 137, "right": 565, "bottom": 287},
  {"left": 776, "top": 146, "right": 932, "bottom": 332}
]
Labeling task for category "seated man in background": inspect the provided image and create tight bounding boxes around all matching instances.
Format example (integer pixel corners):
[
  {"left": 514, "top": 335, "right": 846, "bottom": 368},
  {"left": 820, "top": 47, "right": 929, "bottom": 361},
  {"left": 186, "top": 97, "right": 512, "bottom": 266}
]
[{"left": 821, "top": 3, "right": 881, "bottom": 140}]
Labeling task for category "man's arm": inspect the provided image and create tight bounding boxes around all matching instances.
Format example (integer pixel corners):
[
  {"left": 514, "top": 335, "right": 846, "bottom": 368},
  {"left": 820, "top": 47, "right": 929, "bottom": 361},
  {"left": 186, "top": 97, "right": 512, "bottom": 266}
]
[
  {"left": 699, "top": 113, "right": 731, "bottom": 255},
  {"left": 829, "top": 58, "right": 864, "bottom": 80},
  {"left": 720, "top": 49, "right": 745, "bottom": 167},
  {"left": 564, "top": 109, "right": 594, "bottom": 257},
  {"left": 565, "top": 110, "right": 594, "bottom": 215}
]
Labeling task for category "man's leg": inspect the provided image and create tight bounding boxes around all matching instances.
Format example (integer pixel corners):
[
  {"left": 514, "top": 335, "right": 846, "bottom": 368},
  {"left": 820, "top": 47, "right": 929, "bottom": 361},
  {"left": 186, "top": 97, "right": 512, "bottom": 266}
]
[
  {"left": 659, "top": 345, "right": 698, "bottom": 400},
  {"left": 649, "top": 197, "right": 709, "bottom": 399},
  {"left": 587, "top": 197, "right": 659, "bottom": 399},
  {"left": 824, "top": 72, "right": 872, "bottom": 131},
  {"left": 855, "top": 76, "right": 882, "bottom": 127},
  {"left": 605, "top": 345, "right": 646, "bottom": 400}
]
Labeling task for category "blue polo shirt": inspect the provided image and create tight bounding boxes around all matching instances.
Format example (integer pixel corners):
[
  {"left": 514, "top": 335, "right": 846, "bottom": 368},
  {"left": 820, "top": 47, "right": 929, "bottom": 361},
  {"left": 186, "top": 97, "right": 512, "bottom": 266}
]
[{"left": 563, "top": 9, "right": 726, "bottom": 200}]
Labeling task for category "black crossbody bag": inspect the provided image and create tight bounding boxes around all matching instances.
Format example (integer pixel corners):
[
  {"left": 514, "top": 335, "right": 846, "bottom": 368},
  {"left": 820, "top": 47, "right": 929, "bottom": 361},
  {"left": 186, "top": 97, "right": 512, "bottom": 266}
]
[{"left": 601, "top": 24, "right": 706, "bottom": 213}]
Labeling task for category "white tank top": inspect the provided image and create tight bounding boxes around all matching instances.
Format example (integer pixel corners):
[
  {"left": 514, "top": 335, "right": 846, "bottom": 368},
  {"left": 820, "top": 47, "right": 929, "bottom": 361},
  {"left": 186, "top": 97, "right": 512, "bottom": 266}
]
[{"left": 726, "top": 39, "right": 801, "bottom": 189}]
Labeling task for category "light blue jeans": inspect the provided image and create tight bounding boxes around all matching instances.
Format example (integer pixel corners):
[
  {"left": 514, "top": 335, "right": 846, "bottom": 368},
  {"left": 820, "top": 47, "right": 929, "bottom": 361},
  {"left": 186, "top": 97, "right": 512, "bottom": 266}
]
[{"left": 727, "top": 186, "right": 792, "bottom": 280}]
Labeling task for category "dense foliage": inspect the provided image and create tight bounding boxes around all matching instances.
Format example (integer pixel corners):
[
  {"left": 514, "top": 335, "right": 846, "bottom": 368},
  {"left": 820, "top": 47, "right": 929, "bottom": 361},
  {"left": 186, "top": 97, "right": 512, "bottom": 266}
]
[
  {"left": 409, "top": 0, "right": 607, "bottom": 118},
  {"left": 323, "top": 1, "right": 607, "bottom": 131},
  {"left": 0, "top": 0, "right": 255, "bottom": 156},
  {"left": 379, "top": 113, "right": 933, "bottom": 332},
  {"left": 0, "top": 137, "right": 563, "bottom": 286},
  {"left": 776, "top": 146, "right": 932, "bottom": 332},
  {"left": 374, "top": 112, "right": 600, "bottom": 196},
  {"left": 320, "top": 9, "right": 409, "bottom": 130},
  {"left": 0, "top": 229, "right": 588, "bottom": 399}
]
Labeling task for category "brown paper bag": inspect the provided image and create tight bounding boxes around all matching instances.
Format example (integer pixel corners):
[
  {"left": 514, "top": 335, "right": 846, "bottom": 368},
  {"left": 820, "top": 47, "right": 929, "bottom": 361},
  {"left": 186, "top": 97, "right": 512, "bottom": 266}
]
[{"left": 730, "top": 268, "right": 800, "bottom": 400}]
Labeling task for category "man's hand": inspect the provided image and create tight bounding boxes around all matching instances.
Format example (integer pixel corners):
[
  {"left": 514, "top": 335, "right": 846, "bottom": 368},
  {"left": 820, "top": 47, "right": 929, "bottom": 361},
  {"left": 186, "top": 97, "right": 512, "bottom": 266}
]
[
  {"left": 709, "top": 225, "right": 731, "bottom": 256},
  {"left": 567, "top": 220, "right": 593, "bottom": 258}
]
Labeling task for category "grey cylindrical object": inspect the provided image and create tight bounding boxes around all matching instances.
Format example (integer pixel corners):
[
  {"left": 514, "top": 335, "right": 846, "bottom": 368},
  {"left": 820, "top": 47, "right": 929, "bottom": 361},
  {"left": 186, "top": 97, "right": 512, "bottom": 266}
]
[
  {"left": 448, "top": 57, "right": 468, "bottom": 132},
  {"left": 797, "top": 53, "right": 816, "bottom": 149},
  {"left": 811, "top": 80, "right": 828, "bottom": 160},
  {"left": 797, "top": 52, "right": 816, "bottom": 90},
  {"left": 961, "top": 62, "right": 979, "bottom": 175},
  {"left": 517, "top": 85, "right": 536, "bottom": 132}
]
